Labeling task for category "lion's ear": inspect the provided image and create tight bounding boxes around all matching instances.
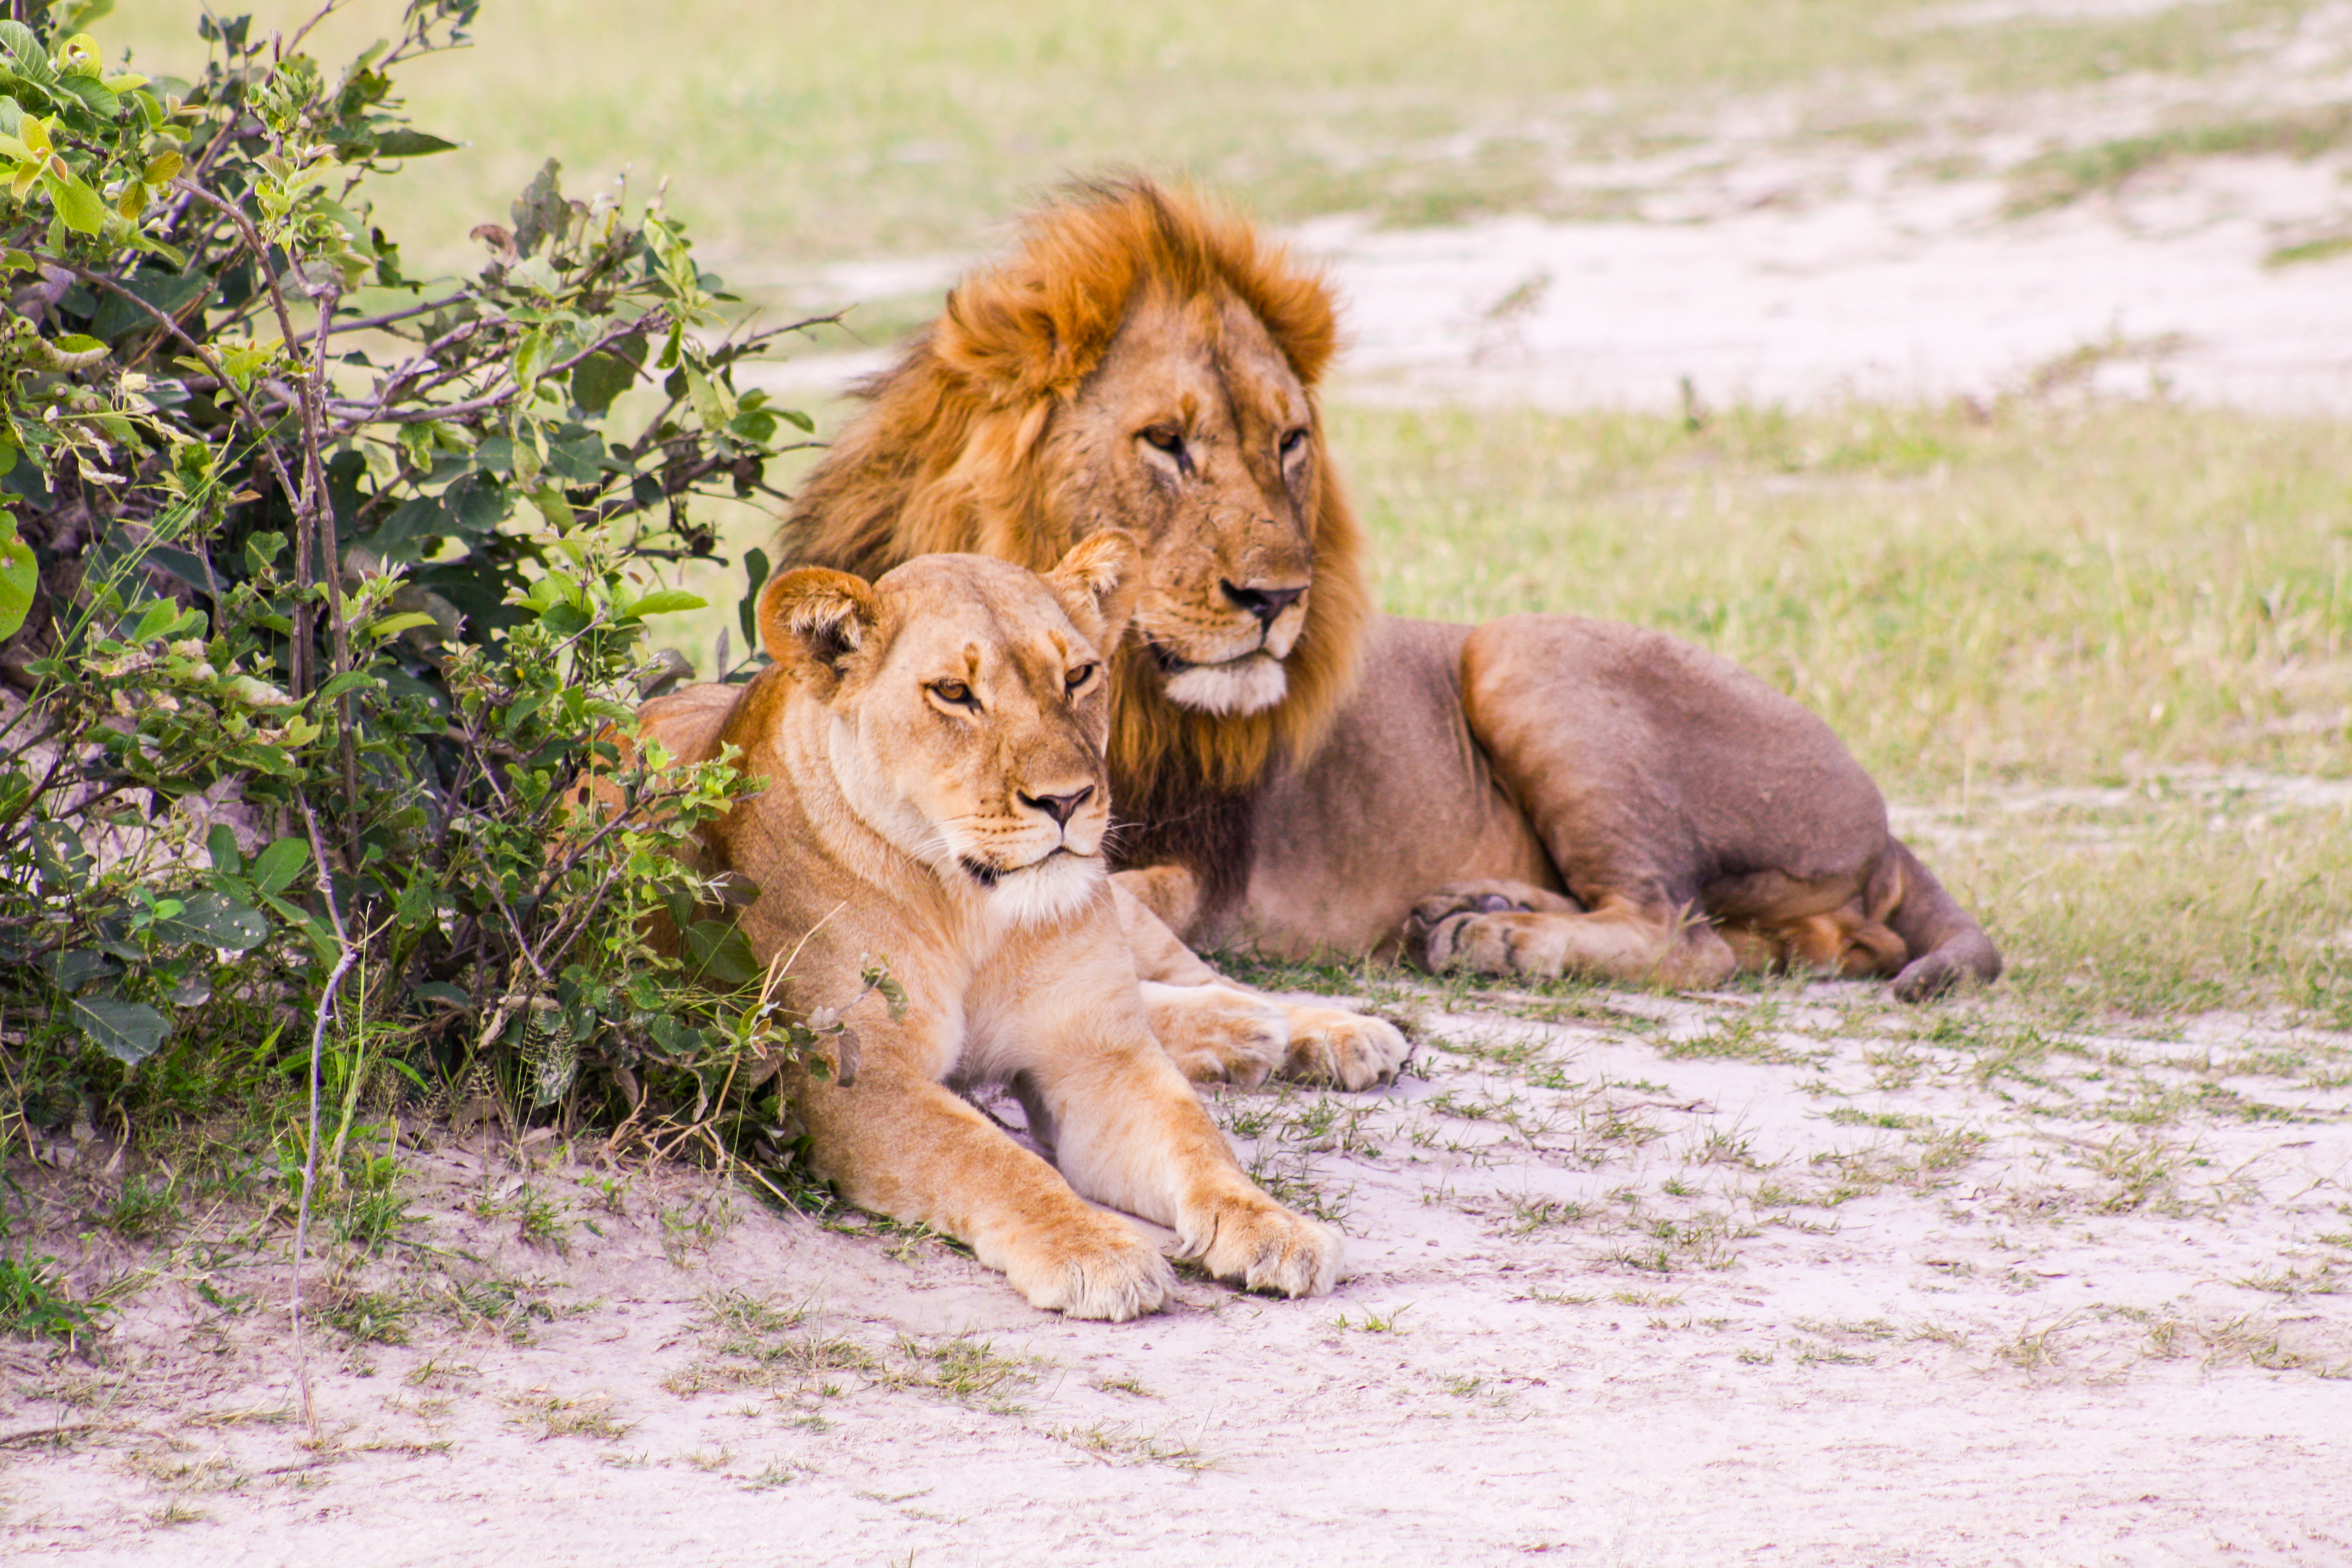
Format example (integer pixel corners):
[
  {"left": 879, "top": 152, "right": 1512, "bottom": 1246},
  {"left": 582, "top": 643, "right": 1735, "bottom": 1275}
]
[
  {"left": 1046, "top": 529, "right": 1141, "bottom": 648},
  {"left": 759, "top": 567, "right": 883, "bottom": 678}
]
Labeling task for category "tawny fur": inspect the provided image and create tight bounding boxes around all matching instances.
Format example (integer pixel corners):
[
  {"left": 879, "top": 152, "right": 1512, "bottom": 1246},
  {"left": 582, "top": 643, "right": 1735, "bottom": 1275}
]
[
  {"left": 776, "top": 177, "right": 2000, "bottom": 1007},
  {"left": 612, "top": 541, "right": 1343, "bottom": 1319}
]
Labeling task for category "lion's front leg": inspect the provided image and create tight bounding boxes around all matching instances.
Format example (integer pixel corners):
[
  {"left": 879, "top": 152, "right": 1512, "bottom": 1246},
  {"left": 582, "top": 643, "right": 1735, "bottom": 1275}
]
[
  {"left": 1044, "top": 1037, "right": 1344, "bottom": 1299},
  {"left": 1116, "top": 878, "right": 1407, "bottom": 1089},
  {"left": 796, "top": 1061, "right": 1173, "bottom": 1321},
  {"left": 1001, "top": 952, "right": 1343, "bottom": 1298}
]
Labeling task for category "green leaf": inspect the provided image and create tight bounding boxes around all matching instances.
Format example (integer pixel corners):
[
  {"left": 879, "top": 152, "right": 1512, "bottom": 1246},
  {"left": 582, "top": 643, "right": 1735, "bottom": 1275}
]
[
  {"left": 569, "top": 350, "right": 639, "bottom": 416},
  {"left": 130, "top": 598, "right": 178, "bottom": 643},
  {"left": 312, "top": 669, "right": 379, "bottom": 704},
  {"left": 154, "top": 889, "right": 269, "bottom": 952},
  {"left": 39, "top": 947, "right": 118, "bottom": 993},
  {"left": 394, "top": 879, "right": 437, "bottom": 931},
  {"left": 0, "top": 22, "right": 60, "bottom": 89},
  {"left": 362, "top": 611, "right": 437, "bottom": 641},
  {"left": 41, "top": 168, "right": 106, "bottom": 235},
  {"left": 682, "top": 364, "right": 733, "bottom": 431},
  {"left": 88, "top": 268, "right": 211, "bottom": 341},
  {"left": 204, "top": 824, "right": 243, "bottom": 875},
  {"left": 372, "top": 128, "right": 459, "bottom": 158},
  {"left": 684, "top": 921, "right": 762, "bottom": 988},
  {"left": 624, "top": 589, "right": 705, "bottom": 619},
  {"left": 31, "top": 821, "right": 91, "bottom": 891},
  {"left": 737, "top": 547, "right": 770, "bottom": 648},
  {"left": 71, "top": 995, "right": 170, "bottom": 1065},
  {"left": 413, "top": 981, "right": 472, "bottom": 1011},
  {"left": 0, "top": 515, "right": 33, "bottom": 641},
  {"left": 250, "top": 836, "right": 310, "bottom": 897}
]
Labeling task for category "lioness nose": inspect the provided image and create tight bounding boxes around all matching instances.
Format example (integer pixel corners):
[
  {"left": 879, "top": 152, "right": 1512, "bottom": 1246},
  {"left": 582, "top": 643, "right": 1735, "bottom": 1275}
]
[
  {"left": 1220, "top": 580, "right": 1305, "bottom": 629},
  {"left": 1021, "top": 786, "right": 1095, "bottom": 827}
]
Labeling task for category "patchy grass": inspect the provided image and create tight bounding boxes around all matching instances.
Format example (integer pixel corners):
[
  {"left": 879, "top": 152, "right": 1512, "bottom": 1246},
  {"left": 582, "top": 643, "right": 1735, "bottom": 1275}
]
[
  {"left": 109, "top": 0, "right": 2331, "bottom": 269},
  {"left": 2005, "top": 105, "right": 2352, "bottom": 215}
]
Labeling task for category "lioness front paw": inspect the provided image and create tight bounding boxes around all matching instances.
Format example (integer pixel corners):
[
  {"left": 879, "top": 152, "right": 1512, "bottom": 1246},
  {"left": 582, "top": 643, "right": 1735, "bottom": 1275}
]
[
  {"left": 1005, "top": 1229, "right": 1175, "bottom": 1322},
  {"left": 1142, "top": 982, "right": 1285, "bottom": 1086},
  {"left": 1281, "top": 1005, "right": 1409, "bottom": 1089},
  {"left": 1186, "top": 1200, "right": 1343, "bottom": 1299}
]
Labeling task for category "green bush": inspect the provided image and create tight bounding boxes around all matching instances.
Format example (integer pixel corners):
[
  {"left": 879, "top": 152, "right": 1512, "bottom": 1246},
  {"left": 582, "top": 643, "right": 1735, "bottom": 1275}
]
[{"left": 0, "top": 1, "right": 838, "bottom": 1183}]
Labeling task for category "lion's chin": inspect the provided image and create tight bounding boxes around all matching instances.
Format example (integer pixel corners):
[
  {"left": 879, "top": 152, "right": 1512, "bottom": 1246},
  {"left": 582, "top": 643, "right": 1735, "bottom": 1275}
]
[
  {"left": 1161, "top": 654, "right": 1289, "bottom": 716},
  {"left": 984, "top": 850, "right": 1105, "bottom": 930}
]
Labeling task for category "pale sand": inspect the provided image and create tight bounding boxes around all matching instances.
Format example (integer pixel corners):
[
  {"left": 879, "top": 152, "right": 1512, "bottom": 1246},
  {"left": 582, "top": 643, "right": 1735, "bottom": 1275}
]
[{"left": 5, "top": 979, "right": 2348, "bottom": 1565}]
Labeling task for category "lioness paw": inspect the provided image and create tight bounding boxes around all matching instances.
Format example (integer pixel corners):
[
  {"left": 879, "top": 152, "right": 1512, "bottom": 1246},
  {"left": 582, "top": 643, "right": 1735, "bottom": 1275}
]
[
  {"left": 1186, "top": 1201, "right": 1343, "bottom": 1299},
  {"left": 1281, "top": 1005, "right": 1408, "bottom": 1090},
  {"left": 1142, "top": 982, "right": 1285, "bottom": 1086},
  {"left": 1007, "top": 1232, "right": 1175, "bottom": 1322}
]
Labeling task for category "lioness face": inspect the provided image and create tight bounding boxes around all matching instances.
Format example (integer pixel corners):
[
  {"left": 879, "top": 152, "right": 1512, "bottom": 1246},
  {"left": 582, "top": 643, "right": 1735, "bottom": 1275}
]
[
  {"left": 1049, "top": 288, "right": 1319, "bottom": 717},
  {"left": 762, "top": 544, "right": 1138, "bottom": 929}
]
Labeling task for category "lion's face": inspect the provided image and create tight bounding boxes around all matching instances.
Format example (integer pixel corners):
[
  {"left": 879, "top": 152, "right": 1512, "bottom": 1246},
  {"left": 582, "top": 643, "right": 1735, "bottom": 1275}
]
[
  {"left": 759, "top": 540, "right": 1140, "bottom": 928},
  {"left": 1043, "top": 289, "right": 1320, "bottom": 718}
]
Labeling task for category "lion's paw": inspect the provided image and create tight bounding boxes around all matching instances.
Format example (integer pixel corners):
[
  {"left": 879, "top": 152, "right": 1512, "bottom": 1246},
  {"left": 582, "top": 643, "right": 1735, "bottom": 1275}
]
[
  {"left": 1406, "top": 883, "right": 1538, "bottom": 975},
  {"left": 1142, "top": 981, "right": 1285, "bottom": 1087},
  {"left": 1185, "top": 1200, "right": 1344, "bottom": 1299},
  {"left": 1281, "top": 1005, "right": 1409, "bottom": 1090},
  {"left": 1005, "top": 1229, "right": 1175, "bottom": 1322}
]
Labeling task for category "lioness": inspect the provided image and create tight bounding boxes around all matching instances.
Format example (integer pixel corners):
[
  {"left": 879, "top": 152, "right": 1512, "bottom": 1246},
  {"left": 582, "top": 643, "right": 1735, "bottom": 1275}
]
[
  {"left": 630, "top": 535, "right": 1341, "bottom": 1319},
  {"left": 778, "top": 178, "right": 1999, "bottom": 1016}
]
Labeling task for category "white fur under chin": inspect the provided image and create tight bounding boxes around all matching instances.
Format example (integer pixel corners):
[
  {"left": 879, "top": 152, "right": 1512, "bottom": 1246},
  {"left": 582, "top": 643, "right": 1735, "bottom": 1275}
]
[
  {"left": 1163, "top": 656, "right": 1288, "bottom": 716},
  {"left": 987, "top": 852, "right": 1105, "bottom": 929}
]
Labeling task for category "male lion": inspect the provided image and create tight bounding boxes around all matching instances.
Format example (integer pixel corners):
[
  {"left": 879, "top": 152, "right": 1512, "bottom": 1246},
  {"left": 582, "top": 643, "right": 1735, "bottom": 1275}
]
[
  {"left": 778, "top": 178, "right": 2000, "bottom": 1026},
  {"left": 626, "top": 535, "right": 1341, "bottom": 1319}
]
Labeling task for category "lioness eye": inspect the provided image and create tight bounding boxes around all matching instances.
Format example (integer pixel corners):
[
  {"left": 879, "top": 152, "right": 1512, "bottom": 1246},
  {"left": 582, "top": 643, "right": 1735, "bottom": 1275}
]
[
  {"left": 1140, "top": 426, "right": 1184, "bottom": 456},
  {"left": 1280, "top": 427, "right": 1310, "bottom": 457},
  {"left": 930, "top": 680, "right": 975, "bottom": 708},
  {"left": 1065, "top": 662, "right": 1096, "bottom": 692}
]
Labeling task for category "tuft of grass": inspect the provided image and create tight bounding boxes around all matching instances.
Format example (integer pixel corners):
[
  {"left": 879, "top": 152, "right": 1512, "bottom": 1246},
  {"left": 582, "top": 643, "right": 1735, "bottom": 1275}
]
[
  {"left": 2005, "top": 106, "right": 2352, "bottom": 217},
  {"left": 1048, "top": 1421, "right": 1221, "bottom": 1471},
  {"left": 2265, "top": 232, "right": 2352, "bottom": 270},
  {"left": 1334, "top": 1304, "right": 1412, "bottom": 1333},
  {"left": 0, "top": 1253, "right": 105, "bottom": 1344},
  {"left": 317, "top": 1288, "right": 411, "bottom": 1347},
  {"left": 502, "top": 1391, "right": 636, "bottom": 1441}
]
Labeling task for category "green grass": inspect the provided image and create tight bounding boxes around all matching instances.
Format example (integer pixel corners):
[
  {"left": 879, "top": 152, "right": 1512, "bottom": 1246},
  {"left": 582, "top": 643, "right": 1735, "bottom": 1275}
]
[
  {"left": 2006, "top": 105, "right": 2352, "bottom": 215},
  {"left": 109, "top": 0, "right": 2330, "bottom": 269},
  {"left": 0, "top": 1252, "right": 104, "bottom": 1344}
]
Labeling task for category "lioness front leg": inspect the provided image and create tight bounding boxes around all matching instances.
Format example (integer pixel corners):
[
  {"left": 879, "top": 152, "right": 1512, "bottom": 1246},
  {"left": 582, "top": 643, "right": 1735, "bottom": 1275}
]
[
  {"left": 1115, "top": 877, "right": 1407, "bottom": 1089},
  {"left": 795, "top": 1063, "right": 1173, "bottom": 1321},
  {"left": 1406, "top": 879, "right": 1739, "bottom": 990},
  {"left": 1022, "top": 1024, "right": 1342, "bottom": 1299}
]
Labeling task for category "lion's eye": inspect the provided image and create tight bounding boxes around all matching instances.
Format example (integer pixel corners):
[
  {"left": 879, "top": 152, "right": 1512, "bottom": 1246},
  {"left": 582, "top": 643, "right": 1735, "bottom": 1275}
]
[
  {"left": 1065, "top": 662, "right": 1096, "bottom": 693},
  {"left": 1279, "top": 427, "right": 1310, "bottom": 458},
  {"left": 929, "top": 680, "right": 976, "bottom": 708},
  {"left": 1140, "top": 426, "right": 1185, "bottom": 456}
]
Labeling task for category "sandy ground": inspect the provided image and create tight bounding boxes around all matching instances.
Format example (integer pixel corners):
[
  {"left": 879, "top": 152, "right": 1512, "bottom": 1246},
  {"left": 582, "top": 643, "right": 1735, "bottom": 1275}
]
[{"left": 5, "top": 981, "right": 2349, "bottom": 1566}]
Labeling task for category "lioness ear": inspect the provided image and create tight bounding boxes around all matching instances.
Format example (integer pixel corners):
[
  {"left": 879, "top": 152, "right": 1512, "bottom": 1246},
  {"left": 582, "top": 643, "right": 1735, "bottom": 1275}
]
[
  {"left": 759, "top": 567, "right": 883, "bottom": 678},
  {"left": 1045, "top": 529, "right": 1140, "bottom": 649}
]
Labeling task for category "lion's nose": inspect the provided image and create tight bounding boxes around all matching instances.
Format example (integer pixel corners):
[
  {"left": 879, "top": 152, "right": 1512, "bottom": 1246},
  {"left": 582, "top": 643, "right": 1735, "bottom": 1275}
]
[
  {"left": 1220, "top": 580, "right": 1305, "bottom": 629},
  {"left": 1021, "top": 786, "right": 1095, "bottom": 827}
]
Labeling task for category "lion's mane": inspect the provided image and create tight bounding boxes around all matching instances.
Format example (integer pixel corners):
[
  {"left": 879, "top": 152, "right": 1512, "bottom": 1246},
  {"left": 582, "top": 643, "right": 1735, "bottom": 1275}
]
[{"left": 779, "top": 177, "right": 1373, "bottom": 816}]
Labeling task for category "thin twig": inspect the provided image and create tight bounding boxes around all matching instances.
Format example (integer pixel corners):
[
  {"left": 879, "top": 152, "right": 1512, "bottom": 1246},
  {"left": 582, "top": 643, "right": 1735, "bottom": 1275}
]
[{"left": 292, "top": 795, "right": 360, "bottom": 1445}]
